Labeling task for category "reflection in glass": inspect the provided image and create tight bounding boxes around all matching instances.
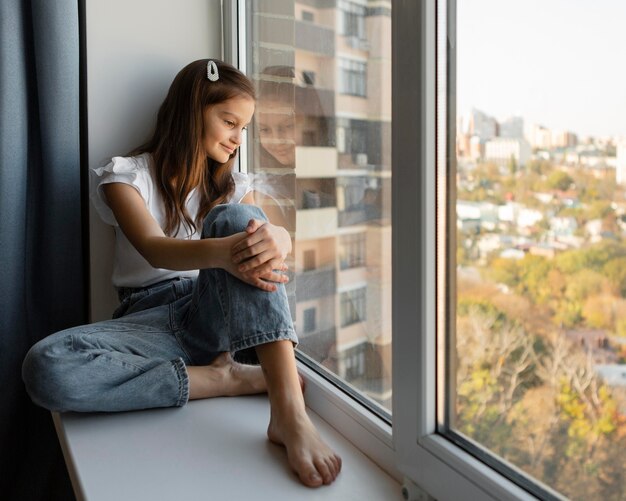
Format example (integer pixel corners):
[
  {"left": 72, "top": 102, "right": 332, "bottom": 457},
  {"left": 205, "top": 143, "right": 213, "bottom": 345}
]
[{"left": 245, "top": 1, "right": 392, "bottom": 413}]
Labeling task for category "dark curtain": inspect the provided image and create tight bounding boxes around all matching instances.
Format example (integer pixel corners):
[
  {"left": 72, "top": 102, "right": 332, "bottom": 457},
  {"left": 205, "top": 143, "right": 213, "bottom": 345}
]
[{"left": 1, "top": 0, "right": 86, "bottom": 500}]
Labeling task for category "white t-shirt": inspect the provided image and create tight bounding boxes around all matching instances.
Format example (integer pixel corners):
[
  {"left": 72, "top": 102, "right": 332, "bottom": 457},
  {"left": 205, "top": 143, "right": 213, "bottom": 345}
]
[{"left": 90, "top": 152, "right": 252, "bottom": 288}]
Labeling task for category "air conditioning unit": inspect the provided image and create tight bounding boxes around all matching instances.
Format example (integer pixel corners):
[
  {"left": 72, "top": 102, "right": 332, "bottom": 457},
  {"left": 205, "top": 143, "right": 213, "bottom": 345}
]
[{"left": 356, "top": 153, "right": 368, "bottom": 166}]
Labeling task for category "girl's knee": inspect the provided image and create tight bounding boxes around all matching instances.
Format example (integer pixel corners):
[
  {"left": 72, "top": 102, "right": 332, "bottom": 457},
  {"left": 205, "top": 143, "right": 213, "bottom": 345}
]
[
  {"left": 202, "top": 203, "right": 268, "bottom": 238},
  {"left": 22, "top": 332, "right": 77, "bottom": 412}
]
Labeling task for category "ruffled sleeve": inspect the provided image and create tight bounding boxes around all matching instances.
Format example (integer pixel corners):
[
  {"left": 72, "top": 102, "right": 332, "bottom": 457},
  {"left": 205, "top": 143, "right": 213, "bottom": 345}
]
[
  {"left": 231, "top": 171, "right": 253, "bottom": 203},
  {"left": 89, "top": 153, "right": 152, "bottom": 226}
]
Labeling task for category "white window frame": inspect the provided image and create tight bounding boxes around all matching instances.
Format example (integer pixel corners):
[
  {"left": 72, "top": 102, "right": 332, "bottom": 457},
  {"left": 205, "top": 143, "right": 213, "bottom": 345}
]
[{"left": 225, "top": 0, "right": 552, "bottom": 499}]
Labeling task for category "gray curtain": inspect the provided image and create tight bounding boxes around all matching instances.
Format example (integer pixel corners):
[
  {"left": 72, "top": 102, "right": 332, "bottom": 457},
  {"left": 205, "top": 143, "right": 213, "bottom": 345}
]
[{"left": 1, "top": 0, "right": 86, "bottom": 499}]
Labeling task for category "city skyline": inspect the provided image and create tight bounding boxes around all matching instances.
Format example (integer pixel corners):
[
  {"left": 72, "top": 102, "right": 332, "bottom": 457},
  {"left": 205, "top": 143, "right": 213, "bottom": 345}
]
[
  {"left": 457, "top": 0, "right": 626, "bottom": 138},
  {"left": 460, "top": 105, "right": 619, "bottom": 143}
]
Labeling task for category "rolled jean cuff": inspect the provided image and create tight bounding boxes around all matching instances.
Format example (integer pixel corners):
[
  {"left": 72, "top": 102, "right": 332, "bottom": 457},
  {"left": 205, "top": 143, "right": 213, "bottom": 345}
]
[
  {"left": 172, "top": 358, "right": 189, "bottom": 407},
  {"left": 230, "top": 329, "right": 299, "bottom": 353}
]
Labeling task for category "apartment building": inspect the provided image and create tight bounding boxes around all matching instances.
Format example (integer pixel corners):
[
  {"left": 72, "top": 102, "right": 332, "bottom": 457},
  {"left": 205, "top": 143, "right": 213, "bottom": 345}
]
[{"left": 248, "top": 0, "right": 392, "bottom": 409}]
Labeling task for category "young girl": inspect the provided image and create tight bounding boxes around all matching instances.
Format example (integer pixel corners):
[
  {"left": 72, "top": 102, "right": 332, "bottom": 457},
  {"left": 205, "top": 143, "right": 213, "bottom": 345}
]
[{"left": 22, "top": 59, "right": 341, "bottom": 488}]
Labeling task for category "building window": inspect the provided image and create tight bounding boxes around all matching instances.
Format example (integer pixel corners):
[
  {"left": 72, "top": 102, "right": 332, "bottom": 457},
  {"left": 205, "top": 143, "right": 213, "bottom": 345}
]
[
  {"left": 338, "top": 58, "right": 367, "bottom": 97},
  {"left": 337, "top": 119, "right": 369, "bottom": 161},
  {"left": 342, "top": 342, "right": 366, "bottom": 380},
  {"left": 338, "top": 0, "right": 366, "bottom": 39},
  {"left": 340, "top": 286, "right": 366, "bottom": 327},
  {"left": 301, "top": 70, "right": 316, "bottom": 86},
  {"left": 303, "top": 307, "right": 317, "bottom": 333},
  {"left": 301, "top": 10, "right": 314, "bottom": 23},
  {"left": 339, "top": 233, "right": 366, "bottom": 270},
  {"left": 302, "top": 249, "right": 316, "bottom": 271}
]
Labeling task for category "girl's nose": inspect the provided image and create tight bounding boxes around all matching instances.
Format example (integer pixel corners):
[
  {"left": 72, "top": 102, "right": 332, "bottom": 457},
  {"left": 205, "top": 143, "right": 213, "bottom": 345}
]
[{"left": 231, "top": 130, "right": 243, "bottom": 145}]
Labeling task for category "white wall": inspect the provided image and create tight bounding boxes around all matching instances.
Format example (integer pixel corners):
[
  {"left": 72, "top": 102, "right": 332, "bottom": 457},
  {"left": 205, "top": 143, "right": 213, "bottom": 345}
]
[{"left": 86, "top": 0, "right": 222, "bottom": 321}]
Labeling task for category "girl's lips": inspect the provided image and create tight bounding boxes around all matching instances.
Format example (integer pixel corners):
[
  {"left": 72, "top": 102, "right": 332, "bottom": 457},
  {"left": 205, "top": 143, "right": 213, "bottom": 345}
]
[{"left": 221, "top": 144, "right": 235, "bottom": 154}]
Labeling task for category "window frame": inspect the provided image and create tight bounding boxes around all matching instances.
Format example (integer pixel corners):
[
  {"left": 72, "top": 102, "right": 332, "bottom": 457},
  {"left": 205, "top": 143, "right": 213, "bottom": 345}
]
[
  {"left": 226, "top": 0, "right": 548, "bottom": 498},
  {"left": 338, "top": 57, "right": 367, "bottom": 97}
]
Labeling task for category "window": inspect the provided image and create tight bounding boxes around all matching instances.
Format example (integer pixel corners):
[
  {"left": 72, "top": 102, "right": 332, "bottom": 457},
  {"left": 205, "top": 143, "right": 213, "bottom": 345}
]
[
  {"left": 303, "top": 307, "right": 316, "bottom": 333},
  {"left": 338, "top": 0, "right": 366, "bottom": 39},
  {"left": 232, "top": 0, "right": 568, "bottom": 498},
  {"left": 241, "top": 0, "right": 391, "bottom": 417},
  {"left": 336, "top": 118, "right": 368, "bottom": 159},
  {"left": 341, "top": 341, "right": 366, "bottom": 380},
  {"left": 441, "top": 1, "right": 626, "bottom": 499},
  {"left": 301, "top": 10, "right": 314, "bottom": 23},
  {"left": 303, "top": 249, "right": 316, "bottom": 271},
  {"left": 339, "top": 232, "right": 366, "bottom": 270},
  {"left": 340, "top": 286, "right": 366, "bottom": 327},
  {"left": 338, "top": 58, "right": 367, "bottom": 97},
  {"left": 301, "top": 70, "right": 316, "bottom": 86}
]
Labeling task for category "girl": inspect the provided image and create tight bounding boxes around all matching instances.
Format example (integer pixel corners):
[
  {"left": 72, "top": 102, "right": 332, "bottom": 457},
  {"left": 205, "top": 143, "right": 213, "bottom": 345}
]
[{"left": 22, "top": 59, "right": 341, "bottom": 488}]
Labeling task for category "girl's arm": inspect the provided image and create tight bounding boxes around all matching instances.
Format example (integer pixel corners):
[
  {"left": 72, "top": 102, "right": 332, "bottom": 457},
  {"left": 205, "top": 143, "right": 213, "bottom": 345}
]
[
  {"left": 103, "top": 183, "right": 287, "bottom": 292},
  {"left": 232, "top": 190, "right": 293, "bottom": 278}
]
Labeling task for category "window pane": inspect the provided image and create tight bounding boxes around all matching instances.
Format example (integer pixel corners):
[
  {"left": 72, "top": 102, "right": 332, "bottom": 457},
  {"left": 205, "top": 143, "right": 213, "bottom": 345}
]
[
  {"left": 244, "top": 0, "right": 392, "bottom": 414},
  {"left": 447, "top": 1, "right": 626, "bottom": 498}
]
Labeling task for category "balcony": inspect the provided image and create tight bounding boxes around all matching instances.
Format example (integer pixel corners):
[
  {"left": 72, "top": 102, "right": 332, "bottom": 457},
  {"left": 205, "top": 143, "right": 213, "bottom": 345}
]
[
  {"left": 295, "top": 147, "right": 337, "bottom": 178},
  {"left": 295, "top": 21, "right": 334, "bottom": 56},
  {"left": 295, "top": 266, "right": 336, "bottom": 302},
  {"left": 296, "top": 207, "right": 338, "bottom": 240},
  {"left": 338, "top": 205, "right": 382, "bottom": 226},
  {"left": 295, "top": 86, "right": 335, "bottom": 117}
]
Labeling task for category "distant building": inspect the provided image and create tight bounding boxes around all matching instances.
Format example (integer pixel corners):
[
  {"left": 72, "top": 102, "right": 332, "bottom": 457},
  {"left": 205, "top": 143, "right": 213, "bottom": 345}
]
[
  {"left": 550, "top": 216, "right": 577, "bottom": 237},
  {"left": 552, "top": 130, "right": 578, "bottom": 148},
  {"left": 517, "top": 207, "right": 543, "bottom": 228},
  {"left": 469, "top": 135, "right": 483, "bottom": 161},
  {"left": 500, "top": 248, "right": 525, "bottom": 259},
  {"left": 456, "top": 200, "right": 498, "bottom": 231},
  {"left": 594, "top": 365, "right": 626, "bottom": 386},
  {"left": 525, "top": 123, "right": 552, "bottom": 149},
  {"left": 465, "top": 108, "right": 497, "bottom": 141},
  {"left": 500, "top": 116, "right": 524, "bottom": 139},
  {"left": 484, "top": 137, "right": 531, "bottom": 167}
]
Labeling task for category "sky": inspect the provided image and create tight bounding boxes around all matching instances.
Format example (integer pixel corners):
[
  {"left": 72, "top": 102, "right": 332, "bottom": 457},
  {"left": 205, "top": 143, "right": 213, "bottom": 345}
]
[{"left": 456, "top": 0, "right": 626, "bottom": 138}]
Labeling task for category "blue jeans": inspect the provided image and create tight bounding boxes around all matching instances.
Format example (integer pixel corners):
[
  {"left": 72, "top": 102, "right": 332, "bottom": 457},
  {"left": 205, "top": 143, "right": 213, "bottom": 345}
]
[{"left": 22, "top": 204, "right": 297, "bottom": 412}]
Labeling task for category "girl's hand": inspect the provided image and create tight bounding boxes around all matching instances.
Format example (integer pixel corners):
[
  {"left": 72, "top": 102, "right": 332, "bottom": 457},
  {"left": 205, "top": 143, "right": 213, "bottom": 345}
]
[
  {"left": 221, "top": 251, "right": 289, "bottom": 292},
  {"left": 230, "top": 219, "right": 292, "bottom": 278}
]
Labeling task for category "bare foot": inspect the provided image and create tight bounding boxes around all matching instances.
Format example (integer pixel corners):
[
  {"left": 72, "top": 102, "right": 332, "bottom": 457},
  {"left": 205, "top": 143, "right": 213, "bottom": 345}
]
[
  {"left": 187, "top": 353, "right": 267, "bottom": 399},
  {"left": 267, "top": 410, "right": 342, "bottom": 487}
]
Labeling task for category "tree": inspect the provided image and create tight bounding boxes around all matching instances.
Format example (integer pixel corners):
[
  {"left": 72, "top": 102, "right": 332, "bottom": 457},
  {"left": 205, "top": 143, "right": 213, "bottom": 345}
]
[
  {"left": 583, "top": 294, "right": 618, "bottom": 330},
  {"left": 547, "top": 170, "right": 574, "bottom": 191},
  {"left": 456, "top": 301, "right": 626, "bottom": 499},
  {"left": 603, "top": 256, "right": 626, "bottom": 296}
]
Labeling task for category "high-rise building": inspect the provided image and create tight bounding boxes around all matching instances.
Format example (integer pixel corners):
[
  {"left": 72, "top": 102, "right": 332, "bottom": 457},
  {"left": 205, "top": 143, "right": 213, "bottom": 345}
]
[
  {"left": 499, "top": 116, "right": 524, "bottom": 139},
  {"left": 484, "top": 137, "right": 531, "bottom": 168},
  {"left": 248, "top": 0, "right": 392, "bottom": 408}
]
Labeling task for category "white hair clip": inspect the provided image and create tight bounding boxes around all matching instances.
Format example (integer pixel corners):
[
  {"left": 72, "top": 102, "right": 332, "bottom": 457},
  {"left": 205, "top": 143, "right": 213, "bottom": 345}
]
[{"left": 207, "top": 60, "right": 219, "bottom": 81}]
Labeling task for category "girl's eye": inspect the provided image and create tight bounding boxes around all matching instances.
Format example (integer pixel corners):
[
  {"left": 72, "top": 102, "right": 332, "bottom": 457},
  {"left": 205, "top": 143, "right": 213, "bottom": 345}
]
[{"left": 225, "top": 120, "right": 236, "bottom": 128}]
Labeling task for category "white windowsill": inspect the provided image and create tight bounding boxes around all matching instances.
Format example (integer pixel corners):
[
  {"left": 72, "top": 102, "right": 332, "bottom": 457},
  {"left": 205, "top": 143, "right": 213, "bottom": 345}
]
[{"left": 53, "top": 364, "right": 401, "bottom": 501}]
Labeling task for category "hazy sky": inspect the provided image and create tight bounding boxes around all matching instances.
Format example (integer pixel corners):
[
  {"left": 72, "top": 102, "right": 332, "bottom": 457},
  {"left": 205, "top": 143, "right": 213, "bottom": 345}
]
[{"left": 457, "top": 0, "right": 626, "bottom": 138}]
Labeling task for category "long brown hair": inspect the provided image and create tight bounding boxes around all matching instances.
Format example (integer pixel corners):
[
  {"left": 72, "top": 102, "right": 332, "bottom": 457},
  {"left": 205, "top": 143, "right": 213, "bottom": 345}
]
[{"left": 131, "top": 59, "right": 255, "bottom": 236}]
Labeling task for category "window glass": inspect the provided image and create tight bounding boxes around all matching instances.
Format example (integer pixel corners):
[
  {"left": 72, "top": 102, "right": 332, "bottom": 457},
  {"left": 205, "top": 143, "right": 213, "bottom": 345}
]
[
  {"left": 447, "top": 1, "right": 626, "bottom": 498},
  {"left": 303, "top": 307, "right": 317, "bottom": 333},
  {"left": 244, "top": 0, "right": 392, "bottom": 414}
]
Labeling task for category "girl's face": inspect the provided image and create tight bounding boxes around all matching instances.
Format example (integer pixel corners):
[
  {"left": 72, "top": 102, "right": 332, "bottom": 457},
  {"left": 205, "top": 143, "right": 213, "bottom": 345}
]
[
  {"left": 256, "top": 99, "right": 296, "bottom": 166},
  {"left": 202, "top": 95, "right": 255, "bottom": 164}
]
